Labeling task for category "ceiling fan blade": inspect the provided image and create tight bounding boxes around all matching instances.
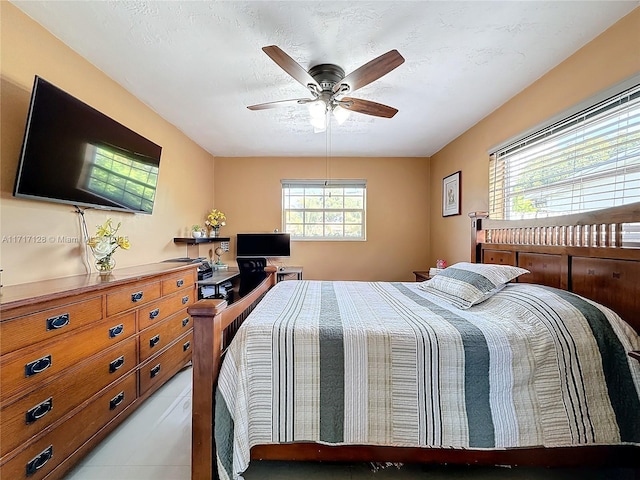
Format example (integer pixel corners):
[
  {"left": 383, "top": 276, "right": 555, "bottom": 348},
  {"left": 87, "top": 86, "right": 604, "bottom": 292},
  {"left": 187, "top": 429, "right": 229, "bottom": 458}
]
[
  {"left": 334, "top": 50, "right": 405, "bottom": 93},
  {"left": 340, "top": 97, "right": 398, "bottom": 118},
  {"left": 262, "top": 45, "right": 320, "bottom": 91},
  {"left": 247, "top": 98, "right": 313, "bottom": 111}
]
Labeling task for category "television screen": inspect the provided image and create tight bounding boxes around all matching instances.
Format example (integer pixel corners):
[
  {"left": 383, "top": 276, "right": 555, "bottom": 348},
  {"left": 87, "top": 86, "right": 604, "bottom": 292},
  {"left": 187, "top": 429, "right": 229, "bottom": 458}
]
[
  {"left": 13, "top": 76, "right": 162, "bottom": 214},
  {"left": 236, "top": 233, "right": 291, "bottom": 257}
]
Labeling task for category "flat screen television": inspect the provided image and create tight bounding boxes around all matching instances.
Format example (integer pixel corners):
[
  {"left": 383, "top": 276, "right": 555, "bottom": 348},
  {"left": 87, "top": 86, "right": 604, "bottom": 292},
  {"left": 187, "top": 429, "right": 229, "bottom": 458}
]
[
  {"left": 236, "top": 233, "right": 291, "bottom": 257},
  {"left": 13, "top": 76, "right": 162, "bottom": 214}
]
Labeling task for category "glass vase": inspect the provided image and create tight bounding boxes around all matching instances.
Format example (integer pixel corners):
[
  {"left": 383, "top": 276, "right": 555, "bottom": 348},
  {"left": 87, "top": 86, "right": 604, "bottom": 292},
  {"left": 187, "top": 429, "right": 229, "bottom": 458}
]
[{"left": 96, "top": 255, "right": 116, "bottom": 275}]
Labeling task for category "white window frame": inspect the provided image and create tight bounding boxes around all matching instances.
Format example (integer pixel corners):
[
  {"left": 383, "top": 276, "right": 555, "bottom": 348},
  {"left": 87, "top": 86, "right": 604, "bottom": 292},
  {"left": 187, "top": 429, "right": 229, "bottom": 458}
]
[
  {"left": 281, "top": 180, "right": 366, "bottom": 240},
  {"left": 489, "top": 78, "right": 640, "bottom": 221}
]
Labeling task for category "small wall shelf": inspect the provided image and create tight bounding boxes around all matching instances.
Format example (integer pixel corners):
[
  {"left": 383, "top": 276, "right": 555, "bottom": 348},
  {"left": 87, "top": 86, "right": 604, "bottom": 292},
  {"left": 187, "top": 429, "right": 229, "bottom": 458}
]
[
  {"left": 173, "top": 237, "right": 231, "bottom": 245},
  {"left": 173, "top": 237, "right": 231, "bottom": 259}
]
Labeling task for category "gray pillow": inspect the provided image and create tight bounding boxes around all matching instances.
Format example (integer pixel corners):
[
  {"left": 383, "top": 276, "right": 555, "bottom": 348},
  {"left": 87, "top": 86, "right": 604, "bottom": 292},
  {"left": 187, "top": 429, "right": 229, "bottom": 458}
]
[{"left": 417, "top": 262, "right": 529, "bottom": 309}]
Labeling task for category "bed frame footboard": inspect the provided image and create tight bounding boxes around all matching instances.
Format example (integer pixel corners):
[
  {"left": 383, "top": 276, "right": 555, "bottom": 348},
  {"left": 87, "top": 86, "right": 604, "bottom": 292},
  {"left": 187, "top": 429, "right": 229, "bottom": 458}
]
[{"left": 188, "top": 269, "right": 277, "bottom": 480}]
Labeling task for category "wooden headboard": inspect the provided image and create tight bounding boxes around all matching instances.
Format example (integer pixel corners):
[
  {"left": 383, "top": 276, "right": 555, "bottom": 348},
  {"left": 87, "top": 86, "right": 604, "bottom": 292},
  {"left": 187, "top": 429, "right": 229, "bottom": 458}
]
[{"left": 470, "top": 202, "right": 640, "bottom": 334}]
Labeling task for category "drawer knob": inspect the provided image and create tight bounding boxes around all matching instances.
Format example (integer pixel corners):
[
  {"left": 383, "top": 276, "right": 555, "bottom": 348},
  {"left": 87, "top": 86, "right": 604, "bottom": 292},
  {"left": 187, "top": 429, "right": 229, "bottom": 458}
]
[
  {"left": 46, "top": 313, "right": 69, "bottom": 330},
  {"left": 176, "top": 279, "right": 184, "bottom": 287},
  {"left": 26, "top": 397, "right": 53, "bottom": 424},
  {"left": 25, "top": 355, "right": 52, "bottom": 377},
  {"left": 110, "top": 391, "right": 125, "bottom": 410},
  {"left": 150, "top": 364, "right": 161, "bottom": 378},
  {"left": 182, "top": 317, "right": 189, "bottom": 327},
  {"left": 150, "top": 334, "right": 160, "bottom": 348},
  {"left": 149, "top": 308, "right": 160, "bottom": 320},
  {"left": 109, "top": 323, "right": 124, "bottom": 338},
  {"left": 181, "top": 295, "right": 189, "bottom": 305},
  {"left": 26, "top": 445, "right": 53, "bottom": 476},
  {"left": 109, "top": 356, "right": 125, "bottom": 373},
  {"left": 183, "top": 341, "right": 191, "bottom": 352},
  {"left": 131, "top": 291, "right": 144, "bottom": 302}
]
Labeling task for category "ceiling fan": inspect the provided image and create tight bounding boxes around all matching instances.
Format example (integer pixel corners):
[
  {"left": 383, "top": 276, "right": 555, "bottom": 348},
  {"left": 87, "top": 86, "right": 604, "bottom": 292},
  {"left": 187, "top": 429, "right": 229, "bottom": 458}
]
[{"left": 247, "top": 46, "right": 405, "bottom": 127}]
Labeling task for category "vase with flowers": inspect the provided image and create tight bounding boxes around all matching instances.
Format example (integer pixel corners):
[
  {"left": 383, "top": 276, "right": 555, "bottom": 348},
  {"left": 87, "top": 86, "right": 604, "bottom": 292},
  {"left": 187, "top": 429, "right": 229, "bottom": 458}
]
[
  {"left": 87, "top": 219, "right": 130, "bottom": 275},
  {"left": 205, "top": 209, "right": 226, "bottom": 237}
]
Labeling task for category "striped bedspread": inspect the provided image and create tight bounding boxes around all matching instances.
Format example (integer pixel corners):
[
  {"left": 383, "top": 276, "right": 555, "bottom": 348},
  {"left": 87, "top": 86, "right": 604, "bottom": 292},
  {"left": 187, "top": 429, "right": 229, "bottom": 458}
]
[{"left": 215, "top": 280, "right": 640, "bottom": 480}]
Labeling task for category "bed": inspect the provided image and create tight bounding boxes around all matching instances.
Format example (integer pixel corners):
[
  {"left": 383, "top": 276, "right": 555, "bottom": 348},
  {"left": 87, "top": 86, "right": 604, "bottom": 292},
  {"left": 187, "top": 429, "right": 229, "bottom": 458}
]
[{"left": 188, "top": 202, "right": 640, "bottom": 480}]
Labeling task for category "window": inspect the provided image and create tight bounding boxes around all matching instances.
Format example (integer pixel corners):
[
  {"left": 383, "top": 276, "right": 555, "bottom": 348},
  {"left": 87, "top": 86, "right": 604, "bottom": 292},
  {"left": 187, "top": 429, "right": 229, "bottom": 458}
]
[
  {"left": 282, "top": 180, "right": 366, "bottom": 240},
  {"left": 489, "top": 83, "right": 640, "bottom": 220}
]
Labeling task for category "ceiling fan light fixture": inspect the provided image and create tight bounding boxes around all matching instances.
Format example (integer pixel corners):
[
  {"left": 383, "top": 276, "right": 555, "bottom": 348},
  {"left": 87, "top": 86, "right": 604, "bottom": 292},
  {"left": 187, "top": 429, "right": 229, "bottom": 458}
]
[
  {"left": 333, "top": 105, "right": 351, "bottom": 125},
  {"left": 307, "top": 100, "right": 326, "bottom": 120},
  {"left": 308, "top": 100, "right": 329, "bottom": 132},
  {"left": 310, "top": 114, "right": 327, "bottom": 132}
]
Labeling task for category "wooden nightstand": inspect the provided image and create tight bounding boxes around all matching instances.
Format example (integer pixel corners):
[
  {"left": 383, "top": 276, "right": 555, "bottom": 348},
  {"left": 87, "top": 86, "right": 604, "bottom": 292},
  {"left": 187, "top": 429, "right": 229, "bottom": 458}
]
[{"left": 413, "top": 270, "right": 431, "bottom": 282}]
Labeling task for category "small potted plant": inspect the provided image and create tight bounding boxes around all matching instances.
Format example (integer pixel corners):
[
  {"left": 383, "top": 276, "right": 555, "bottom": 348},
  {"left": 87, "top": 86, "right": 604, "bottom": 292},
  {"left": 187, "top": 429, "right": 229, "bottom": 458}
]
[{"left": 191, "top": 224, "right": 204, "bottom": 238}]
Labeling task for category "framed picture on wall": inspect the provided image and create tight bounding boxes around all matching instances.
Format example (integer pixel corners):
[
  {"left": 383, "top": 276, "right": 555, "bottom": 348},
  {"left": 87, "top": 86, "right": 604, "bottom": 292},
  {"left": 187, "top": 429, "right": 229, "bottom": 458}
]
[{"left": 442, "top": 171, "right": 461, "bottom": 217}]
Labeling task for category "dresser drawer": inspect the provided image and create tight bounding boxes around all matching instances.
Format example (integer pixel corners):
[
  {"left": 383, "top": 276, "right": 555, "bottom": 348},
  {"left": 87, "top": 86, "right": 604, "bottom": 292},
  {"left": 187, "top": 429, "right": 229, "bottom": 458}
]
[
  {"left": 0, "top": 296, "right": 103, "bottom": 355},
  {"left": 139, "top": 331, "right": 192, "bottom": 397},
  {"left": 0, "top": 336, "right": 137, "bottom": 457},
  {"left": 0, "top": 372, "right": 137, "bottom": 480},
  {"left": 138, "top": 288, "right": 195, "bottom": 331},
  {"left": 0, "top": 312, "right": 136, "bottom": 402},
  {"left": 106, "top": 280, "right": 161, "bottom": 317},
  {"left": 139, "top": 310, "right": 192, "bottom": 362},
  {"left": 161, "top": 270, "right": 196, "bottom": 296}
]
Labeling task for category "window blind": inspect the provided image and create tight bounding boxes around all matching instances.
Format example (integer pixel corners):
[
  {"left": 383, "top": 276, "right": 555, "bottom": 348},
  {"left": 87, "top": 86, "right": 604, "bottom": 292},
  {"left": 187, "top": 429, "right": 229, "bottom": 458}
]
[
  {"left": 489, "top": 84, "right": 640, "bottom": 220},
  {"left": 281, "top": 179, "right": 366, "bottom": 240}
]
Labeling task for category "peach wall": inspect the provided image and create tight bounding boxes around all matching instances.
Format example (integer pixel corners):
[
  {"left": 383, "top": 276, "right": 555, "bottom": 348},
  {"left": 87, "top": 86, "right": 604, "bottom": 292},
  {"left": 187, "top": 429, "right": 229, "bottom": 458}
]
[
  {"left": 214, "top": 156, "right": 430, "bottom": 281},
  {"left": 429, "top": 7, "right": 640, "bottom": 267},
  {"left": 0, "top": 3, "right": 215, "bottom": 286}
]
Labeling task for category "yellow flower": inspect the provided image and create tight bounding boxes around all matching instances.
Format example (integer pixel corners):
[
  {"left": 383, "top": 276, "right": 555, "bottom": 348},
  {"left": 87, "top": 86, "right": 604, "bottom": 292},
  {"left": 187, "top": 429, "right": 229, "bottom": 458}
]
[
  {"left": 95, "top": 219, "right": 120, "bottom": 237},
  {"left": 117, "top": 236, "right": 131, "bottom": 250},
  {"left": 206, "top": 209, "right": 226, "bottom": 227}
]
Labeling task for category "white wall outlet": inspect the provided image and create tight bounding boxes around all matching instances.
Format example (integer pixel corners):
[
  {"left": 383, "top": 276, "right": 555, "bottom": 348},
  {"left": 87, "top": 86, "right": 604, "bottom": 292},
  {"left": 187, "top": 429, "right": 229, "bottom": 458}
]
[{"left": 220, "top": 241, "right": 230, "bottom": 252}]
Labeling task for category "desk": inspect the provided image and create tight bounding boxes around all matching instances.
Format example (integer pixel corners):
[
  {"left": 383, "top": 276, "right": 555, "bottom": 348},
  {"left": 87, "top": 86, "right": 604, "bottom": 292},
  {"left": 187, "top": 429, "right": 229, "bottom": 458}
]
[
  {"left": 198, "top": 268, "right": 239, "bottom": 300},
  {"left": 277, "top": 266, "right": 303, "bottom": 282}
]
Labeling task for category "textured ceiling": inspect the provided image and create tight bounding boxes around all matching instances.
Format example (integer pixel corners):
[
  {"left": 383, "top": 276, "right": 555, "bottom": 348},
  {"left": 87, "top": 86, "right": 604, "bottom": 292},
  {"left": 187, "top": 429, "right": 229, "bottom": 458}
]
[{"left": 11, "top": 1, "right": 639, "bottom": 157}]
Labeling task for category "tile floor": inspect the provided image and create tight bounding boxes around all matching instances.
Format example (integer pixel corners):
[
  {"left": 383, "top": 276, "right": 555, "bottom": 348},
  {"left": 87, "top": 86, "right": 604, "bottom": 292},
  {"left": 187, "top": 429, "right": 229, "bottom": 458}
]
[
  {"left": 64, "top": 367, "right": 192, "bottom": 480},
  {"left": 64, "top": 366, "right": 638, "bottom": 480}
]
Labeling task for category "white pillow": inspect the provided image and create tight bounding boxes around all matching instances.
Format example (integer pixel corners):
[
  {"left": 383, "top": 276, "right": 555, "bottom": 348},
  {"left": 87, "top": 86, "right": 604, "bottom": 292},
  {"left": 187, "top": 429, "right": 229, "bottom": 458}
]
[{"left": 417, "top": 262, "right": 529, "bottom": 309}]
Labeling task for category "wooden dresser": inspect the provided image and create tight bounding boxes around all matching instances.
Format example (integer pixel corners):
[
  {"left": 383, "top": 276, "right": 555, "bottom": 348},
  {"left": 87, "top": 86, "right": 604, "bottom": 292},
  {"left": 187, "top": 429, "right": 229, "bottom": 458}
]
[{"left": 0, "top": 262, "right": 197, "bottom": 480}]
